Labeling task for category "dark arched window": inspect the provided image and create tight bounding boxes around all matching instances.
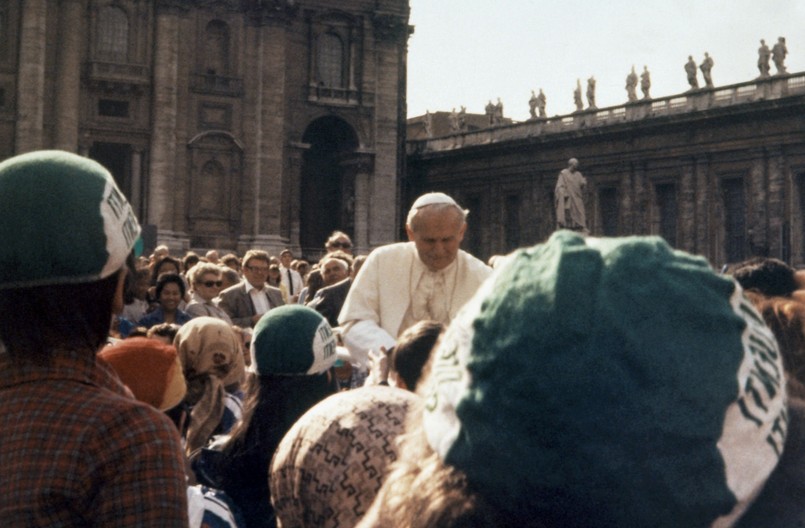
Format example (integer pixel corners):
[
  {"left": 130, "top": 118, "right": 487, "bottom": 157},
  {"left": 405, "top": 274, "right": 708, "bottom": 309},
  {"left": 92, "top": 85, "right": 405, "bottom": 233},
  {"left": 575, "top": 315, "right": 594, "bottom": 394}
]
[
  {"left": 96, "top": 6, "right": 128, "bottom": 62},
  {"left": 204, "top": 20, "right": 230, "bottom": 75},
  {"left": 317, "top": 32, "right": 344, "bottom": 88}
]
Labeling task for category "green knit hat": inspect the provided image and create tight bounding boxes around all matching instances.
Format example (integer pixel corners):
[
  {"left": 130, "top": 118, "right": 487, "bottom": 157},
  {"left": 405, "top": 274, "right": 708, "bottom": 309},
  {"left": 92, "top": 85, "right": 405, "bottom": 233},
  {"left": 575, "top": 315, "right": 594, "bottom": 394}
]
[
  {"left": 423, "top": 231, "right": 787, "bottom": 527},
  {"left": 0, "top": 150, "right": 140, "bottom": 289},
  {"left": 249, "top": 305, "right": 337, "bottom": 376}
]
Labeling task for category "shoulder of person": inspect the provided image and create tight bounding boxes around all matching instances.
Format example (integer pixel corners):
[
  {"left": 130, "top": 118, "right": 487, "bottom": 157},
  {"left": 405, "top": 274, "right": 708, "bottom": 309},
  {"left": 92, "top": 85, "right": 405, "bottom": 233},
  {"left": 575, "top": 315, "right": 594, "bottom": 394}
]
[
  {"left": 365, "top": 242, "right": 416, "bottom": 262},
  {"left": 459, "top": 249, "right": 493, "bottom": 271},
  {"left": 219, "top": 282, "right": 245, "bottom": 297},
  {"left": 83, "top": 388, "right": 183, "bottom": 451},
  {"left": 320, "top": 277, "right": 352, "bottom": 295}
]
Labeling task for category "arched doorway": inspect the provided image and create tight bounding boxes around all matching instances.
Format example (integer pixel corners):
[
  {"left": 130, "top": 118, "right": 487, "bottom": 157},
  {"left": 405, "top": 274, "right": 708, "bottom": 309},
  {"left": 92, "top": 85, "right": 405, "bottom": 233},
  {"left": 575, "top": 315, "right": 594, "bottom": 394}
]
[{"left": 300, "top": 116, "right": 359, "bottom": 258}]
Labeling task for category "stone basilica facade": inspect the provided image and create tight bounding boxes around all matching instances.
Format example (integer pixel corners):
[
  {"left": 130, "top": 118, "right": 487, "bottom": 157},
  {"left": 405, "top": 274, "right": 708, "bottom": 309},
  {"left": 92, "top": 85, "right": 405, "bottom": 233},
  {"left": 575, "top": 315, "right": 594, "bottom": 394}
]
[{"left": 1, "top": 0, "right": 410, "bottom": 258}]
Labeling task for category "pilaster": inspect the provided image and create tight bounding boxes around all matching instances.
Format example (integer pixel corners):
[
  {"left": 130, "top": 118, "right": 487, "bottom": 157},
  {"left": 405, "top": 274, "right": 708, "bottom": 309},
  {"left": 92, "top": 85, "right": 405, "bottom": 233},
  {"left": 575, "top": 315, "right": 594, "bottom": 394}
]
[
  {"left": 147, "top": 7, "right": 181, "bottom": 227},
  {"left": 767, "top": 147, "right": 786, "bottom": 258},
  {"left": 15, "top": 0, "right": 48, "bottom": 152},
  {"left": 53, "top": 0, "right": 83, "bottom": 152}
]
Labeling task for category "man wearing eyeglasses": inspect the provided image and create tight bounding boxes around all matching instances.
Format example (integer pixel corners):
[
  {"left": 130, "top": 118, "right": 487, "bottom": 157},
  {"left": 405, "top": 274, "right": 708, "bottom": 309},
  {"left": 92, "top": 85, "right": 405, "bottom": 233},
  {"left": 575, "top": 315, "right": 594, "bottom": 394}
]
[
  {"left": 219, "top": 250, "right": 284, "bottom": 327},
  {"left": 185, "top": 262, "right": 232, "bottom": 324},
  {"left": 325, "top": 230, "right": 354, "bottom": 255}
]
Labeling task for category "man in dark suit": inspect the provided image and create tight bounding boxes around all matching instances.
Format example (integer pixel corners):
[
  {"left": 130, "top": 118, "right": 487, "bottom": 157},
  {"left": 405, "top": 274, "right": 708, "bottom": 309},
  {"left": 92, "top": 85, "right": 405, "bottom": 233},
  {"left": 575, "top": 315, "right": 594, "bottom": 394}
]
[
  {"left": 309, "top": 255, "right": 366, "bottom": 328},
  {"left": 219, "top": 249, "right": 284, "bottom": 327}
]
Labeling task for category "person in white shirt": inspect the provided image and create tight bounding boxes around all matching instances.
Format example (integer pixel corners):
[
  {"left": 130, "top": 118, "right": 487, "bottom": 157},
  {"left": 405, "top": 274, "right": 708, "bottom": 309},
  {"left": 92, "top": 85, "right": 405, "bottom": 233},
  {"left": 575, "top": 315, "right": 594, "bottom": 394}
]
[
  {"left": 338, "top": 192, "right": 491, "bottom": 366},
  {"left": 219, "top": 250, "right": 284, "bottom": 327},
  {"left": 278, "top": 249, "right": 303, "bottom": 303}
]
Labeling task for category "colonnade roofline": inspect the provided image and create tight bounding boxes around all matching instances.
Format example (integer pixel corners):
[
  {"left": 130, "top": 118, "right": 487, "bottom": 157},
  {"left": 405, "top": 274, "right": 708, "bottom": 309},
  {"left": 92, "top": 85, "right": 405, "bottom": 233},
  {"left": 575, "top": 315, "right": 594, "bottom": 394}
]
[{"left": 409, "top": 72, "right": 805, "bottom": 155}]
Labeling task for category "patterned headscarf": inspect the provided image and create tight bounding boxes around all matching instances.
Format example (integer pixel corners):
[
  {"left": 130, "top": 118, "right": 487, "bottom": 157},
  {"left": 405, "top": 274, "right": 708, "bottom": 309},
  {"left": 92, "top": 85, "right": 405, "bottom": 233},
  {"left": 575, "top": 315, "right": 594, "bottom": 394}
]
[
  {"left": 270, "top": 386, "right": 418, "bottom": 528},
  {"left": 174, "top": 317, "right": 245, "bottom": 454}
]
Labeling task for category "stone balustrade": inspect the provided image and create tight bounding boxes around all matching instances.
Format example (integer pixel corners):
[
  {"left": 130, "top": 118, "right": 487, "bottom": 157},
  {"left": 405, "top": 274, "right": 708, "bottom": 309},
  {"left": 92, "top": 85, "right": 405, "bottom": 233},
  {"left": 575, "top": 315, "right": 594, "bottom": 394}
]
[{"left": 409, "top": 72, "right": 805, "bottom": 155}]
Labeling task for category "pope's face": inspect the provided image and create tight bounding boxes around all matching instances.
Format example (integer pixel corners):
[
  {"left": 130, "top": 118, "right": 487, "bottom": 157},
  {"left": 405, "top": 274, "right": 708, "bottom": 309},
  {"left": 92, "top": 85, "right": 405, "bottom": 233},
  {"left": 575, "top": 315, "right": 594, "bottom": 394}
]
[{"left": 406, "top": 206, "right": 466, "bottom": 272}]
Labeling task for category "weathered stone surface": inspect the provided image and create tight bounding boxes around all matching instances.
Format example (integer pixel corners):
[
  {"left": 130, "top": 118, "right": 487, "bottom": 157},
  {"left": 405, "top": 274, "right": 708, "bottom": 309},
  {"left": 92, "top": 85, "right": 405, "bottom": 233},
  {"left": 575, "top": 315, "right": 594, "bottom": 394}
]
[{"left": 6, "top": 0, "right": 410, "bottom": 259}]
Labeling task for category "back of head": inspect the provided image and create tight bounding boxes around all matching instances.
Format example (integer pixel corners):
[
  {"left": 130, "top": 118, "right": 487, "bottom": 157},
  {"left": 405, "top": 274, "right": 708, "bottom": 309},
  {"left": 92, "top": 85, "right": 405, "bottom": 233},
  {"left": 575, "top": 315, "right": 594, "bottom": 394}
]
[
  {"left": 249, "top": 305, "right": 337, "bottom": 376},
  {"left": 99, "top": 337, "right": 186, "bottom": 411},
  {"left": 271, "top": 386, "right": 418, "bottom": 528},
  {"left": 174, "top": 317, "right": 244, "bottom": 391},
  {"left": 422, "top": 231, "right": 786, "bottom": 527},
  {"left": 174, "top": 316, "right": 245, "bottom": 454},
  {"left": 746, "top": 292, "right": 805, "bottom": 392},
  {"left": 392, "top": 320, "right": 443, "bottom": 391},
  {"left": 220, "top": 306, "right": 340, "bottom": 496},
  {"left": 729, "top": 257, "right": 797, "bottom": 297},
  {"left": 0, "top": 151, "right": 140, "bottom": 362}
]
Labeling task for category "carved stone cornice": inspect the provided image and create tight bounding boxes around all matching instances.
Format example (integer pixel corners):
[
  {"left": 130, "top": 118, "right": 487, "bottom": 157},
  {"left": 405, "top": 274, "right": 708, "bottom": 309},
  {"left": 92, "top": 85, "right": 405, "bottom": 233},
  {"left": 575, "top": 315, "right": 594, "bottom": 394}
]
[{"left": 372, "top": 13, "right": 411, "bottom": 43}]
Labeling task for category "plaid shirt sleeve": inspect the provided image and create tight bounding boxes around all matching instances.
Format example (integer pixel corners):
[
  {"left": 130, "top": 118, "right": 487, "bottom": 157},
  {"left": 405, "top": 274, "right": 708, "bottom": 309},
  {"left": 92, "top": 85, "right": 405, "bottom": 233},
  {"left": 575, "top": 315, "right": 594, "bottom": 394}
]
[{"left": 82, "top": 402, "right": 189, "bottom": 527}]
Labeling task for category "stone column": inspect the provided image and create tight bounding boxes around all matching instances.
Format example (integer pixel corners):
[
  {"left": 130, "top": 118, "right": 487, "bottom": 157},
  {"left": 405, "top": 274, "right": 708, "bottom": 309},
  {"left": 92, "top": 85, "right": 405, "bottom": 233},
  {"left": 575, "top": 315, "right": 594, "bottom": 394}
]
[
  {"left": 54, "top": 0, "right": 83, "bottom": 152},
  {"left": 130, "top": 148, "right": 143, "bottom": 217},
  {"left": 147, "top": 4, "right": 180, "bottom": 229},
  {"left": 15, "top": 0, "right": 48, "bottom": 152},
  {"left": 239, "top": 17, "right": 288, "bottom": 254},
  {"left": 619, "top": 168, "right": 632, "bottom": 236},
  {"left": 679, "top": 157, "right": 696, "bottom": 255},
  {"left": 286, "top": 143, "right": 308, "bottom": 253},
  {"left": 632, "top": 161, "right": 648, "bottom": 234},
  {"left": 344, "top": 152, "right": 374, "bottom": 255},
  {"left": 368, "top": 14, "right": 410, "bottom": 247},
  {"left": 748, "top": 149, "right": 768, "bottom": 256},
  {"left": 694, "top": 155, "right": 710, "bottom": 257},
  {"left": 767, "top": 147, "right": 786, "bottom": 258}
]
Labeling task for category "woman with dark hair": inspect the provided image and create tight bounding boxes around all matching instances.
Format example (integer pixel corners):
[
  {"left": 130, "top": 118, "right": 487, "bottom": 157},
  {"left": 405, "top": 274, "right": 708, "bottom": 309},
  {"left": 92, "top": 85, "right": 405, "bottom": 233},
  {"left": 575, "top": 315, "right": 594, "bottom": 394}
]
[
  {"left": 139, "top": 272, "right": 192, "bottom": 329},
  {"left": 196, "top": 305, "right": 339, "bottom": 528},
  {"left": 147, "top": 255, "right": 184, "bottom": 307}
]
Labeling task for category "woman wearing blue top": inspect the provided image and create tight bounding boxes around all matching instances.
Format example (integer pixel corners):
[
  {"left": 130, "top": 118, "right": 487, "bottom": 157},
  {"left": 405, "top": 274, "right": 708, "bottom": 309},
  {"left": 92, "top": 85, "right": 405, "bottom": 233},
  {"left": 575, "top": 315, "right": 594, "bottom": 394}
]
[{"left": 139, "top": 272, "right": 192, "bottom": 329}]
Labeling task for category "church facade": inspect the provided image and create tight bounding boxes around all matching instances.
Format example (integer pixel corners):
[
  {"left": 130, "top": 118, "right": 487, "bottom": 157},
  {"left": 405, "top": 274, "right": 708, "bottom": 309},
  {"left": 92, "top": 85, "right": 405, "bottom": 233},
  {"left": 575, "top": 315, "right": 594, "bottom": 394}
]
[
  {"left": 2, "top": 0, "right": 410, "bottom": 259},
  {"left": 405, "top": 74, "right": 805, "bottom": 268}
]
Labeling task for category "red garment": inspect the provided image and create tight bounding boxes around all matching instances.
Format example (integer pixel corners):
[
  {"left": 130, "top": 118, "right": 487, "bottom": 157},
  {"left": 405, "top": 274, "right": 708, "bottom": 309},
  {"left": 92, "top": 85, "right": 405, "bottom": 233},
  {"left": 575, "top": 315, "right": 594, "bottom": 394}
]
[{"left": 0, "top": 349, "right": 188, "bottom": 527}]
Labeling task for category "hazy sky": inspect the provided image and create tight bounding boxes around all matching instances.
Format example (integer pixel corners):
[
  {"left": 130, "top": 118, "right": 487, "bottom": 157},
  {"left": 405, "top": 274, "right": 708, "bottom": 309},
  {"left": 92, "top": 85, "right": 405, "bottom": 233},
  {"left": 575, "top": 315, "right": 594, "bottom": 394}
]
[{"left": 406, "top": 0, "right": 805, "bottom": 121}]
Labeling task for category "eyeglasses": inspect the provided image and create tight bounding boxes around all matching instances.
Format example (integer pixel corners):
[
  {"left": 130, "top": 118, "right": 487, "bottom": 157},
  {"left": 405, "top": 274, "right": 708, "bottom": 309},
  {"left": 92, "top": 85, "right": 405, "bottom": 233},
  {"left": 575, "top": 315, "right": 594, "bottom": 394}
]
[
  {"left": 330, "top": 241, "right": 352, "bottom": 249},
  {"left": 246, "top": 265, "right": 270, "bottom": 273},
  {"left": 199, "top": 280, "right": 223, "bottom": 287}
]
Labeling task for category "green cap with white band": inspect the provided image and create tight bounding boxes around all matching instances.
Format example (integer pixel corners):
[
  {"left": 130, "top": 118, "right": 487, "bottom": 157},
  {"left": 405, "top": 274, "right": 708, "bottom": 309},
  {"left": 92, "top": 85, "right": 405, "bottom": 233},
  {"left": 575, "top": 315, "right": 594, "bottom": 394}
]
[
  {"left": 0, "top": 150, "right": 141, "bottom": 290},
  {"left": 423, "top": 230, "right": 787, "bottom": 527}
]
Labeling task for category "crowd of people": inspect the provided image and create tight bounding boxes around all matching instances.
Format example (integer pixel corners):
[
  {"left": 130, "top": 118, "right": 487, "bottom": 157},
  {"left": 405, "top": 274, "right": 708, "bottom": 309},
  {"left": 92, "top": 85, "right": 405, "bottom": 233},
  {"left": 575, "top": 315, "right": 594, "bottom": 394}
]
[{"left": 2, "top": 149, "right": 805, "bottom": 527}]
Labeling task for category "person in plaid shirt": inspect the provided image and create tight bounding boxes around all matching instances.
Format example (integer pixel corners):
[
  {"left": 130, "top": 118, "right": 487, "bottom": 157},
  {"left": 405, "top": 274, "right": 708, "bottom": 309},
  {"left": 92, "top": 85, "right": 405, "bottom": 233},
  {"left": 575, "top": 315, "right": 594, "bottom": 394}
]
[{"left": 0, "top": 151, "right": 188, "bottom": 526}]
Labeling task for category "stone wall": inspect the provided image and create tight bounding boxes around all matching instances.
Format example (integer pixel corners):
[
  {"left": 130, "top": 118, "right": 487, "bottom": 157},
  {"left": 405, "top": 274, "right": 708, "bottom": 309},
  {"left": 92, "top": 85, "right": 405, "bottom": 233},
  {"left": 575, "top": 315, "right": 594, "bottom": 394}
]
[{"left": 4, "top": 0, "right": 411, "bottom": 259}]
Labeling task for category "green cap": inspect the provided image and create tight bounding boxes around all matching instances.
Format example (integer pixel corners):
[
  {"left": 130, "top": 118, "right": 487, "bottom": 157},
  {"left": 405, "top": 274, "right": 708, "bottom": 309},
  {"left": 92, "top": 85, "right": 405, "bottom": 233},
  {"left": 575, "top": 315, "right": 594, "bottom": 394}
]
[
  {"left": 0, "top": 150, "right": 140, "bottom": 289},
  {"left": 250, "top": 305, "right": 337, "bottom": 376},
  {"left": 423, "top": 231, "right": 787, "bottom": 527}
]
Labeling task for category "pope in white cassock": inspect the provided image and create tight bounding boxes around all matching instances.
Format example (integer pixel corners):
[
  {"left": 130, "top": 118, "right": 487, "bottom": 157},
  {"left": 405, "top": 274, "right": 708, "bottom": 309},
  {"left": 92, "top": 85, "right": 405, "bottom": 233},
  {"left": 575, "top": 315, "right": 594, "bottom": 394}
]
[{"left": 338, "top": 192, "right": 492, "bottom": 366}]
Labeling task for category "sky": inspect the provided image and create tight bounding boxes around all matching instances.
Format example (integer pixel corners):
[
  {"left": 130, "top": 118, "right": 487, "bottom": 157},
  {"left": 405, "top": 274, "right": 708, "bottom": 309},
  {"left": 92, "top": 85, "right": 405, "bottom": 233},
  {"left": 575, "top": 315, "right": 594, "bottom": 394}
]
[{"left": 406, "top": 0, "right": 805, "bottom": 122}]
